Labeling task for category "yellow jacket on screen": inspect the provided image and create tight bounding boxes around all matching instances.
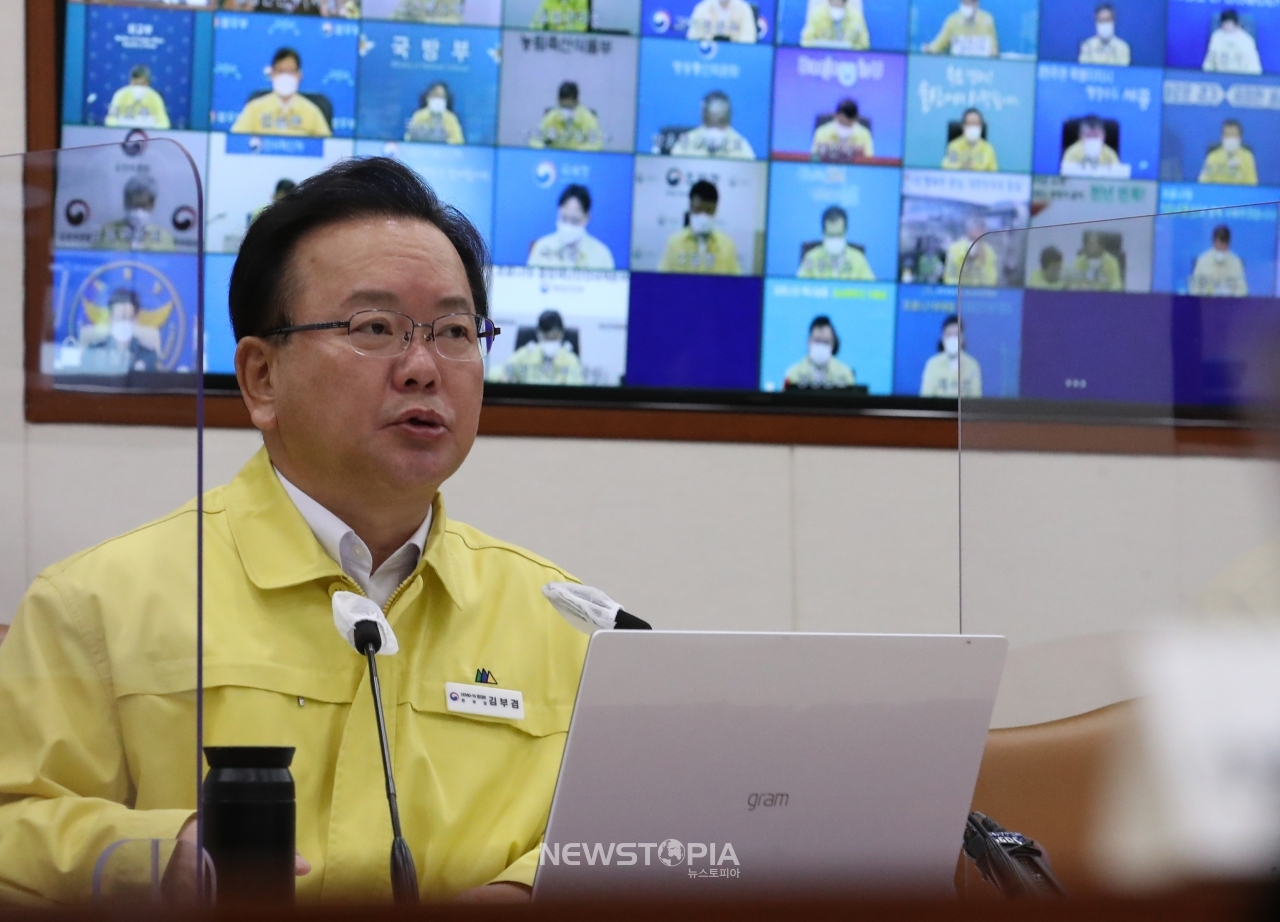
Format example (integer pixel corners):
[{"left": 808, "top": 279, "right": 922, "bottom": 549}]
[
  {"left": 1199, "top": 146, "right": 1258, "bottom": 186},
  {"left": 658, "top": 228, "right": 742, "bottom": 275},
  {"left": 231, "top": 93, "right": 332, "bottom": 137},
  {"left": 0, "top": 448, "right": 589, "bottom": 904}
]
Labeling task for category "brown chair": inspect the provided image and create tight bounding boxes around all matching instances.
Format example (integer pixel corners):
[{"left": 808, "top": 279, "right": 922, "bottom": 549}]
[{"left": 960, "top": 700, "right": 1137, "bottom": 897}]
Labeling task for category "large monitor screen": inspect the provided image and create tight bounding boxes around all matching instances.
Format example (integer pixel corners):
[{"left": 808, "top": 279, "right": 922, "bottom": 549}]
[{"left": 56, "top": 0, "right": 1280, "bottom": 413}]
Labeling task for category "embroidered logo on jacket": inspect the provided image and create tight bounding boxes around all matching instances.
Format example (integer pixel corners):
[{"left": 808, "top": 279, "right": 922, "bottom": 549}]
[{"left": 475, "top": 668, "right": 498, "bottom": 685}]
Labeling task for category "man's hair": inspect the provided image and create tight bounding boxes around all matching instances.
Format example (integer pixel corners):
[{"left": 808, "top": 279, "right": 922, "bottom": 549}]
[
  {"left": 130, "top": 64, "right": 152, "bottom": 82},
  {"left": 272, "top": 47, "right": 302, "bottom": 69},
  {"left": 1223, "top": 118, "right": 1243, "bottom": 133},
  {"left": 1221, "top": 8, "right": 1240, "bottom": 24},
  {"left": 420, "top": 81, "right": 451, "bottom": 109},
  {"left": 537, "top": 309, "right": 565, "bottom": 333},
  {"left": 558, "top": 183, "right": 592, "bottom": 213},
  {"left": 962, "top": 108, "right": 984, "bottom": 124},
  {"left": 1213, "top": 224, "right": 1232, "bottom": 243},
  {"left": 703, "top": 90, "right": 731, "bottom": 109},
  {"left": 229, "top": 157, "right": 490, "bottom": 342},
  {"left": 836, "top": 98, "right": 859, "bottom": 120},
  {"left": 689, "top": 179, "right": 719, "bottom": 205},
  {"left": 557, "top": 81, "right": 579, "bottom": 102},
  {"left": 124, "top": 174, "right": 158, "bottom": 205},
  {"left": 109, "top": 288, "right": 141, "bottom": 311},
  {"left": 1095, "top": 2, "right": 1114, "bottom": 15},
  {"left": 1080, "top": 114, "right": 1105, "bottom": 132},
  {"left": 821, "top": 205, "right": 848, "bottom": 228},
  {"left": 942, "top": 313, "right": 962, "bottom": 332},
  {"left": 1041, "top": 246, "right": 1063, "bottom": 267},
  {"left": 809, "top": 314, "right": 840, "bottom": 354}
]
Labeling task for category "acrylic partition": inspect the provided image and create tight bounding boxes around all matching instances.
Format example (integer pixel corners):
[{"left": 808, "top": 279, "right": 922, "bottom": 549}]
[
  {"left": 0, "top": 138, "right": 207, "bottom": 904},
  {"left": 955, "top": 201, "right": 1280, "bottom": 732}
]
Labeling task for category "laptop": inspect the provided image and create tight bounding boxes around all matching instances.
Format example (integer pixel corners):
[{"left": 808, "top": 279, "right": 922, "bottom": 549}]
[{"left": 532, "top": 631, "right": 1006, "bottom": 899}]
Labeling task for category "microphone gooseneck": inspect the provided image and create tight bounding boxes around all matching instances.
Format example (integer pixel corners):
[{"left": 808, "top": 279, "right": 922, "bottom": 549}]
[{"left": 353, "top": 620, "right": 420, "bottom": 905}]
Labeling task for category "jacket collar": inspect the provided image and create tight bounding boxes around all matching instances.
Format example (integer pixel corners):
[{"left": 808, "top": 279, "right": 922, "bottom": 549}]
[{"left": 225, "top": 447, "right": 463, "bottom": 609}]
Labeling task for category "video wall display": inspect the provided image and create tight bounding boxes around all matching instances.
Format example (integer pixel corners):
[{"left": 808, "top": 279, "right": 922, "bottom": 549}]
[{"left": 56, "top": 0, "right": 1280, "bottom": 406}]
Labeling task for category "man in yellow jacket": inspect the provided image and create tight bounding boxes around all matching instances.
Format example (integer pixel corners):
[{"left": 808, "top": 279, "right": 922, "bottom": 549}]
[
  {"left": 0, "top": 158, "right": 589, "bottom": 904},
  {"left": 658, "top": 180, "right": 743, "bottom": 275},
  {"left": 231, "top": 47, "right": 332, "bottom": 138},
  {"left": 924, "top": 0, "right": 999, "bottom": 57}
]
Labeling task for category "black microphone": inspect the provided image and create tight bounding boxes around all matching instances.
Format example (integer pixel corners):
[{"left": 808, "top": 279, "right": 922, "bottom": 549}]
[{"left": 352, "top": 620, "right": 419, "bottom": 905}]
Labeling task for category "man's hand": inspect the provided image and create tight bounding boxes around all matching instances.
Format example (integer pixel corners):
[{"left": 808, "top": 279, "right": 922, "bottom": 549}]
[
  {"left": 163, "top": 818, "right": 312, "bottom": 900},
  {"left": 454, "top": 882, "right": 532, "bottom": 903}
]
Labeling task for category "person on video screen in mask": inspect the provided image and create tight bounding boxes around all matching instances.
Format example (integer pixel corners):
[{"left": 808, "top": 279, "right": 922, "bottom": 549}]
[
  {"left": 784, "top": 315, "right": 857, "bottom": 389},
  {"left": 491, "top": 309, "right": 585, "bottom": 385},
  {"left": 687, "top": 0, "right": 759, "bottom": 43},
  {"left": 943, "top": 108, "right": 998, "bottom": 172},
  {"left": 1190, "top": 224, "right": 1249, "bottom": 297},
  {"left": 920, "top": 314, "right": 983, "bottom": 398},
  {"left": 390, "top": 0, "right": 464, "bottom": 22},
  {"left": 532, "top": 0, "right": 589, "bottom": 31},
  {"left": 1069, "top": 231, "right": 1123, "bottom": 292},
  {"left": 1203, "top": 8, "right": 1262, "bottom": 74},
  {"left": 1060, "top": 115, "right": 1122, "bottom": 177},
  {"left": 1199, "top": 119, "right": 1258, "bottom": 186},
  {"left": 658, "top": 179, "right": 742, "bottom": 275},
  {"left": 943, "top": 216, "right": 999, "bottom": 287},
  {"left": 1027, "top": 246, "right": 1065, "bottom": 290},
  {"left": 80, "top": 288, "right": 162, "bottom": 374},
  {"left": 94, "top": 174, "right": 176, "bottom": 252},
  {"left": 530, "top": 81, "right": 603, "bottom": 151},
  {"left": 798, "top": 206, "right": 875, "bottom": 280},
  {"left": 801, "top": 0, "right": 870, "bottom": 49},
  {"left": 231, "top": 47, "right": 332, "bottom": 138},
  {"left": 811, "top": 98, "right": 874, "bottom": 162},
  {"left": 1078, "top": 3, "right": 1130, "bottom": 66},
  {"left": 670, "top": 91, "right": 755, "bottom": 160},
  {"left": 105, "top": 64, "right": 171, "bottom": 129},
  {"left": 527, "top": 184, "right": 616, "bottom": 271},
  {"left": 405, "top": 82, "right": 465, "bottom": 145},
  {"left": 924, "top": 0, "right": 999, "bottom": 57}
]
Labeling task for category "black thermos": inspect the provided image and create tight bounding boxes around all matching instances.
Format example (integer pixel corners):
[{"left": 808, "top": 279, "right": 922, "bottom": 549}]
[{"left": 202, "top": 746, "right": 296, "bottom": 904}]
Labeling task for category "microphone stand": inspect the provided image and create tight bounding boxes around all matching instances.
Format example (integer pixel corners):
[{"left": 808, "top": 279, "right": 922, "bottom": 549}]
[{"left": 353, "top": 621, "right": 420, "bottom": 904}]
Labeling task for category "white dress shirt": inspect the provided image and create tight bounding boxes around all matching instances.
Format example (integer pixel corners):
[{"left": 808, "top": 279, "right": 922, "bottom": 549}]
[{"left": 275, "top": 467, "right": 432, "bottom": 609}]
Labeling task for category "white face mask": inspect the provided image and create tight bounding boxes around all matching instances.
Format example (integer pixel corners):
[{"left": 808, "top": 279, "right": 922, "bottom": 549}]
[
  {"left": 943, "top": 334, "right": 960, "bottom": 358},
  {"left": 830, "top": 6, "right": 846, "bottom": 22},
  {"left": 1214, "top": 249, "right": 1229, "bottom": 263},
  {"left": 559, "top": 106, "right": 576, "bottom": 122},
  {"left": 111, "top": 320, "right": 134, "bottom": 345},
  {"left": 427, "top": 96, "right": 446, "bottom": 114},
  {"left": 834, "top": 121, "right": 854, "bottom": 139},
  {"left": 702, "top": 127, "right": 727, "bottom": 148},
  {"left": 689, "top": 213, "right": 714, "bottom": 236},
  {"left": 823, "top": 236, "right": 846, "bottom": 257},
  {"left": 960, "top": 2, "right": 977, "bottom": 20},
  {"left": 556, "top": 220, "right": 586, "bottom": 245},
  {"left": 127, "top": 208, "right": 151, "bottom": 228},
  {"left": 963, "top": 124, "right": 982, "bottom": 143},
  {"left": 809, "top": 341, "right": 833, "bottom": 366},
  {"left": 540, "top": 338, "right": 562, "bottom": 360},
  {"left": 1096, "top": 21, "right": 1115, "bottom": 40},
  {"left": 272, "top": 73, "right": 299, "bottom": 99},
  {"left": 130, "top": 85, "right": 147, "bottom": 101},
  {"left": 1223, "top": 136, "right": 1242, "bottom": 154},
  {"left": 1083, "top": 136, "right": 1104, "bottom": 160}
]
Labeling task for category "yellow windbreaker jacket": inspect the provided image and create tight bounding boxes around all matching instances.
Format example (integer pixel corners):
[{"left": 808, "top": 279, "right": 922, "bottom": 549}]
[{"left": 0, "top": 448, "right": 589, "bottom": 904}]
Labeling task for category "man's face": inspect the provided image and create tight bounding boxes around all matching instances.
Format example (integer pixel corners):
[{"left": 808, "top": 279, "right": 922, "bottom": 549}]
[
  {"left": 809, "top": 326, "right": 835, "bottom": 349},
  {"left": 1222, "top": 16, "right": 1238, "bottom": 32},
  {"left": 1084, "top": 235, "right": 1103, "bottom": 258},
  {"left": 537, "top": 326, "right": 564, "bottom": 344},
  {"left": 704, "top": 100, "right": 731, "bottom": 129},
  {"left": 1223, "top": 125, "right": 1242, "bottom": 147},
  {"left": 250, "top": 217, "right": 484, "bottom": 502},
  {"left": 690, "top": 197, "right": 717, "bottom": 218},
  {"left": 835, "top": 111, "right": 854, "bottom": 128},
  {"left": 1214, "top": 236, "right": 1231, "bottom": 252},
  {"left": 823, "top": 217, "right": 847, "bottom": 240},
  {"left": 1096, "top": 9, "right": 1114, "bottom": 29},
  {"left": 557, "top": 95, "right": 576, "bottom": 114},
  {"left": 558, "top": 197, "right": 588, "bottom": 228},
  {"left": 967, "top": 220, "right": 985, "bottom": 241},
  {"left": 1082, "top": 124, "right": 1104, "bottom": 144},
  {"left": 1043, "top": 259, "right": 1062, "bottom": 282}
]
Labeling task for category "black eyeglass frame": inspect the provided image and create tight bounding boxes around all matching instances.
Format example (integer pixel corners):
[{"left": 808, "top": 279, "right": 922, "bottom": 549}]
[{"left": 261, "top": 309, "right": 501, "bottom": 360}]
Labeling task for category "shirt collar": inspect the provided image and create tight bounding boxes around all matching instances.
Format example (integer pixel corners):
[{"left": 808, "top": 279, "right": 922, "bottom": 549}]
[{"left": 273, "top": 465, "right": 432, "bottom": 577}]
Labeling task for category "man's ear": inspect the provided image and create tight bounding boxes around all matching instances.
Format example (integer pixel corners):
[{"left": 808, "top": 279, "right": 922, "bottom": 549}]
[{"left": 235, "top": 336, "right": 279, "bottom": 432}]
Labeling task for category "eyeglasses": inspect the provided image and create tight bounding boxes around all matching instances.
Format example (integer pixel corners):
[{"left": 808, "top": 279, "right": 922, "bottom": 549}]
[{"left": 263, "top": 309, "right": 500, "bottom": 361}]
